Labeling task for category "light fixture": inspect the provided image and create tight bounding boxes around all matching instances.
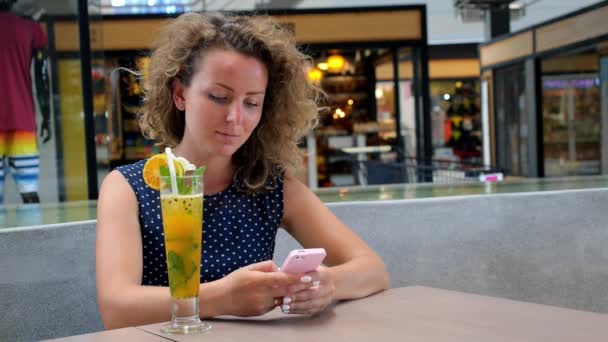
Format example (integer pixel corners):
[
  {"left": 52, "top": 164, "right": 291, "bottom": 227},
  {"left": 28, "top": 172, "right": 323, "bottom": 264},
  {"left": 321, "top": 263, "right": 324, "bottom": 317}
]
[
  {"left": 443, "top": 94, "right": 451, "bottom": 101},
  {"left": 375, "top": 88, "right": 384, "bottom": 99},
  {"left": 317, "top": 62, "right": 328, "bottom": 71},
  {"left": 327, "top": 54, "right": 346, "bottom": 72},
  {"left": 307, "top": 67, "right": 323, "bottom": 82},
  {"left": 455, "top": 81, "right": 463, "bottom": 88},
  {"left": 509, "top": 2, "right": 524, "bottom": 10},
  {"left": 347, "top": 99, "right": 354, "bottom": 106}
]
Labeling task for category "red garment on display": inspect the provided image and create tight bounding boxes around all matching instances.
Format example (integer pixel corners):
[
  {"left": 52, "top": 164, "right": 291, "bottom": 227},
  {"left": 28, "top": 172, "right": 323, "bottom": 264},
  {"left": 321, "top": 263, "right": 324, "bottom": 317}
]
[{"left": 0, "top": 12, "right": 47, "bottom": 132}]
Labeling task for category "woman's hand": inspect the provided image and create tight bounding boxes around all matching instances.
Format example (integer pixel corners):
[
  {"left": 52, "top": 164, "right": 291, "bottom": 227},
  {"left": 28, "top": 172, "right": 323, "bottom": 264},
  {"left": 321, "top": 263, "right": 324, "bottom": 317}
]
[
  {"left": 280, "top": 265, "right": 336, "bottom": 315},
  {"left": 219, "top": 260, "right": 294, "bottom": 317}
]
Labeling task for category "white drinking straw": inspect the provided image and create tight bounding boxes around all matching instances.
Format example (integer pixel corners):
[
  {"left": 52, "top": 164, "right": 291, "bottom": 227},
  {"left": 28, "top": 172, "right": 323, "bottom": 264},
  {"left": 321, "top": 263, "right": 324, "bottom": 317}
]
[{"left": 165, "top": 147, "right": 178, "bottom": 195}]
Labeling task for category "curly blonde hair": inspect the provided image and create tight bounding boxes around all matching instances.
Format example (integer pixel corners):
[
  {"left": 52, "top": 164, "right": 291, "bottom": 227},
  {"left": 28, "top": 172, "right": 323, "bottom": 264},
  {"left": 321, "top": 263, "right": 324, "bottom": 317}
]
[{"left": 139, "top": 12, "right": 320, "bottom": 192}]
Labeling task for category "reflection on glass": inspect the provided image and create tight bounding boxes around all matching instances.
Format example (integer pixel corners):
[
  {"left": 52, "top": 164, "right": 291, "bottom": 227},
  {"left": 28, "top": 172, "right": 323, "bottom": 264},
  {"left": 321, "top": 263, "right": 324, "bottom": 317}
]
[
  {"left": 542, "top": 75, "right": 601, "bottom": 176},
  {"left": 495, "top": 63, "right": 528, "bottom": 176},
  {"left": 429, "top": 80, "right": 481, "bottom": 165}
]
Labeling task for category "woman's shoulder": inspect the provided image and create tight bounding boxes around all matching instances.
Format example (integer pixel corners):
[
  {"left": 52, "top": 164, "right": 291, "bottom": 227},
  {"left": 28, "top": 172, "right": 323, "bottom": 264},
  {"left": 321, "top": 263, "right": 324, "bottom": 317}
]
[
  {"left": 98, "top": 169, "right": 138, "bottom": 208},
  {"left": 102, "top": 159, "right": 151, "bottom": 198},
  {"left": 114, "top": 159, "right": 147, "bottom": 177}
]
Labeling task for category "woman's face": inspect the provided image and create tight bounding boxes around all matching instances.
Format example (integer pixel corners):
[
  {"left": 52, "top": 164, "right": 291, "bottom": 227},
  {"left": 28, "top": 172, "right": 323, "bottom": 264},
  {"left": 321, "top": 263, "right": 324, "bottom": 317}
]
[{"left": 173, "top": 48, "right": 268, "bottom": 157}]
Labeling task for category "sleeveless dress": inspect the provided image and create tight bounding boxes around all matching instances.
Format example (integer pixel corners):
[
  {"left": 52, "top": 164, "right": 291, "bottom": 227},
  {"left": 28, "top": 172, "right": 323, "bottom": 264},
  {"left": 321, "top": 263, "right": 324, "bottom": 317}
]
[{"left": 115, "top": 159, "right": 284, "bottom": 286}]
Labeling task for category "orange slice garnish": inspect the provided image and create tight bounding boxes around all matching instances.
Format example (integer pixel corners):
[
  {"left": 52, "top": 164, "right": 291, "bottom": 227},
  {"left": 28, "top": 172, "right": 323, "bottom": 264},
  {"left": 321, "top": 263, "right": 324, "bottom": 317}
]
[{"left": 142, "top": 154, "right": 184, "bottom": 190}]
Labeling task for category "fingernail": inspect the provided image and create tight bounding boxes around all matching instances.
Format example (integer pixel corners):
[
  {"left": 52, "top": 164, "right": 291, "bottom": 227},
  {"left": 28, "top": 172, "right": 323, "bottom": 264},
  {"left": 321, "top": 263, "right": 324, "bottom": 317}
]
[
  {"left": 282, "top": 304, "right": 290, "bottom": 311},
  {"left": 312, "top": 280, "right": 320, "bottom": 286},
  {"left": 283, "top": 297, "right": 292, "bottom": 304},
  {"left": 300, "top": 275, "right": 312, "bottom": 283}
]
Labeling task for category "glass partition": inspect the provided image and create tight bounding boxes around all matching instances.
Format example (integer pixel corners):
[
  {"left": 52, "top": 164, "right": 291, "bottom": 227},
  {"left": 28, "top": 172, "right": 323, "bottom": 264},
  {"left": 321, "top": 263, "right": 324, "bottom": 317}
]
[
  {"left": 1, "top": 1, "right": 90, "bottom": 207},
  {"left": 494, "top": 63, "right": 528, "bottom": 176},
  {"left": 541, "top": 50, "right": 601, "bottom": 177},
  {"left": 309, "top": 47, "right": 422, "bottom": 188},
  {"left": 430, "top": 79, "right": 481, "bottom": 164}
]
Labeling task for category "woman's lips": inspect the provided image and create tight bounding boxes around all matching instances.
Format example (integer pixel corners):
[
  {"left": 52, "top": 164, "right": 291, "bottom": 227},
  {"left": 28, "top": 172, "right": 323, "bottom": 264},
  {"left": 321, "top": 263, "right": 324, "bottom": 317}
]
[{"left": 216, "top": 131, "right": 240, "bottom": 143}]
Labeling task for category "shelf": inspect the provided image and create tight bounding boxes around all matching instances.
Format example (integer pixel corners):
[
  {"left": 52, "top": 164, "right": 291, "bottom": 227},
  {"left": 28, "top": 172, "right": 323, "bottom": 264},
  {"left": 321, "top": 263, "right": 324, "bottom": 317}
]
[
  {"left": 544, "top": 139, "right": 600, "bottom": 144},
  {"left": 321, "top": 75, "right": 366, "bottom": 81},
  {"left": 326, "top": 92, "right": 367, "bottom": 98}
]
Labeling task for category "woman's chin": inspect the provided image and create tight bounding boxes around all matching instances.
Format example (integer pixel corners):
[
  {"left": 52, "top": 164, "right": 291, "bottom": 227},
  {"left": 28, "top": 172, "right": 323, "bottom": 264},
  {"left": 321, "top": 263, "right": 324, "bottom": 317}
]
[{"left": 214, "top": 145, "right": 239, "bottom": 157}]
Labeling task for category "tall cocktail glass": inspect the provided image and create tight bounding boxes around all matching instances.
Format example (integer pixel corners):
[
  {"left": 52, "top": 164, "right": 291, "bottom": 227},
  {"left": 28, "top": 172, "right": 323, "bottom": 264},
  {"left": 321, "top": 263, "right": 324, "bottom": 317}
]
[{"left": 159, "top": 174, "right": 211, "bottom": 334}]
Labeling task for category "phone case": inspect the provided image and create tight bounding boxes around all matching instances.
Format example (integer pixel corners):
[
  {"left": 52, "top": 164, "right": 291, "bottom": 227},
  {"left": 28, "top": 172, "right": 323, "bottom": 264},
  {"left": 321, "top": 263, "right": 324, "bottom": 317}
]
[{"left": 280, "top": 248, "right": 327, "bottom": 273}]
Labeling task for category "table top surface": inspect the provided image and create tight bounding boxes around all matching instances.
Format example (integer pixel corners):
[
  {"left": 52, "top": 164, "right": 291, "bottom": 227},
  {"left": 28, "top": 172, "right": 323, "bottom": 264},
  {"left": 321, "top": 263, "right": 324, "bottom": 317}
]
[{"left": 50, "top": 286, "right": 608, "bottom": 341}]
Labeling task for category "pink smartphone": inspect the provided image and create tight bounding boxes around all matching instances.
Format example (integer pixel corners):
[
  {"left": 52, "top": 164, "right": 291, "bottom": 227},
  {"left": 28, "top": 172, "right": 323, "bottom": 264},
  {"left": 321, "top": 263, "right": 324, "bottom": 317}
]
[{"left": 280, "top": 248, "right": 327, "bottom": 274}]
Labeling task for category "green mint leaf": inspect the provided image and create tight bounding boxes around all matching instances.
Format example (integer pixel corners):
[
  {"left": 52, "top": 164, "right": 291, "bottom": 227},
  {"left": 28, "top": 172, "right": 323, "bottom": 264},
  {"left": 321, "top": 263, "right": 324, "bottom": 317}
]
[
  {"left": 176, "top": 177, "right": 192, "bottom": 195},
  {"left": 184, "top": 260, "right": 199, "bottom": 282},
  {"left": 167, "top": 251, "right": 187, "bottom": 291},
  {"left": 159, "top": 165, "right": 170, "bottom": 178},
  {"left": 176, "top": 177, "right": 185, "bottom": 194},
  {"left": 167, "top": 251, "right": 185, "bottom": 276},
  {"left": 195, "top": 166, "right": 206, "bottom": 178}
]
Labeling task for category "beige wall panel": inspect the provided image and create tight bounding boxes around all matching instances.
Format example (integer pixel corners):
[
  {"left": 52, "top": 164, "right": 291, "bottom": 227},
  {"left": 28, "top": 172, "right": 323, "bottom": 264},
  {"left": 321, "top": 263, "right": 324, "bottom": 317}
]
[
  {"left": 274, "top": 11, "right": 421, "bottom": 43},
  {"left": 375, "top": 61, "right": 414, "bottom": 80},
  {"left": 541, "top": 53, "right": 599, "bottom": 73},
  {"left": 536, "top": 6, "right": 608, "bottom": 53},
  {"left": 54, "top": 19, "right": 165, "bottom": 51},
  {"left": 429, "top": 59, "right": 480, "bottom": 78},
  {"left": 54, "top": 10, "right": 422, "bottom": 51},
  {"left": 376, "top": 59, "right": 480, "bottom": 80},
  {"left": 54, "top": 21, "right": 81, "bottom": 51},
  {"left": 480, "top": 32, "right": 533, "bottom": 67},
  {"left": 97, "top": 19, "right": 163, "bottom": 50}
]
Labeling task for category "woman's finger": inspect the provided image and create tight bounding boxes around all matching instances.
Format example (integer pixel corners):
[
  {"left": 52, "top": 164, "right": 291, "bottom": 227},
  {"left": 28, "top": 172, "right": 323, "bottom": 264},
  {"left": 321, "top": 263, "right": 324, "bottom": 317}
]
[{"left": 284, "top": 296, "right": 327, "bottom": 314}]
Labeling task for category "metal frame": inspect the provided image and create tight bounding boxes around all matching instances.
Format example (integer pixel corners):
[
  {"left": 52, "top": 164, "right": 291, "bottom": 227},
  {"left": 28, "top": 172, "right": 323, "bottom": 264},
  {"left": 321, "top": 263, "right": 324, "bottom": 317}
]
[
  {"left": 77, "top": 0, "right": 99, "bottom": 200},
  {"left": 44, "top": 16, "right": 66, "bottom": 202},
  {"left": 46, "top": 4, "right": 431, "bottom": 194},
  {"left": 478, "top": 0, "right": 608, "bottom": 48},
  {"left": 533, "top": 57, "right": 544, "bottom": 177},
  {"left": 483, "top": 2, "right": 608, "bottom": 178}
]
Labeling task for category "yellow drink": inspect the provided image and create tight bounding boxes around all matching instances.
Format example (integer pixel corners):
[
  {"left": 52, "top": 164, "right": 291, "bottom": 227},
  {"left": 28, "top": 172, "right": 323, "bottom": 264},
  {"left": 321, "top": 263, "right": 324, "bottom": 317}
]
[{"left": 161, "top": 193, "right": 203, "bottom": 299}]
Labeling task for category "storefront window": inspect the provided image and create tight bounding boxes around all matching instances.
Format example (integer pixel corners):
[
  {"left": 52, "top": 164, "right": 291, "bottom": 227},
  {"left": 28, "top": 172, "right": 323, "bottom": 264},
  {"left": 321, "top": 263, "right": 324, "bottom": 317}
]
[
  {"left": 494, "top": 63, "right": 528, "bottom": 176},
  {"left": 310, "top": 48, "right": 420, "bottom": 187},
  {"left": 429, "top": 80, "right": 481, "bottom": 164},
  {"left": 541, "top": 50, "right": 601, "bottom": 176},
  {"left": 0, "top": 2, "right": 95, "bottom": 206}
]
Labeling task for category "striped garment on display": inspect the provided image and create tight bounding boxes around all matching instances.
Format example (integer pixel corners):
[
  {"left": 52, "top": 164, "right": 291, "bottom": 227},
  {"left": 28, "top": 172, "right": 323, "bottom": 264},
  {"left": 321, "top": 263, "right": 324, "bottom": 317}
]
[{"left": 0, "top": 131, "right": 40, "bottom": 203}]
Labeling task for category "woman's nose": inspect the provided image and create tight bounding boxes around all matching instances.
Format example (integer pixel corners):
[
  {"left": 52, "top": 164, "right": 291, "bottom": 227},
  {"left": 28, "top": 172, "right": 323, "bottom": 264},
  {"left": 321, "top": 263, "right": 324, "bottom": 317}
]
[{"left": 226, "top": 103, "right": 243, "bottom": 125}]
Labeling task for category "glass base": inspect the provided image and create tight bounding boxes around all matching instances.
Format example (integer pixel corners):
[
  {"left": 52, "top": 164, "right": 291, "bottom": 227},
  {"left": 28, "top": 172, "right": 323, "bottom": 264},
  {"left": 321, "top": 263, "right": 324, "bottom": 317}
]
[
  {"left": 161, "top": 316, "right": 212, "bottom": 335},
  {"left": 161, "top": 297, "right": 212, "bottom": 335}
]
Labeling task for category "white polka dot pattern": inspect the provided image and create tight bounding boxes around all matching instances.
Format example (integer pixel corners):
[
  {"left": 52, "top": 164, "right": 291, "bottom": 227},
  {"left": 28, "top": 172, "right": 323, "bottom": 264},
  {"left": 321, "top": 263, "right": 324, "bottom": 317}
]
[{"left": 115, "top": 160, "right": 283, "bottom": 286}]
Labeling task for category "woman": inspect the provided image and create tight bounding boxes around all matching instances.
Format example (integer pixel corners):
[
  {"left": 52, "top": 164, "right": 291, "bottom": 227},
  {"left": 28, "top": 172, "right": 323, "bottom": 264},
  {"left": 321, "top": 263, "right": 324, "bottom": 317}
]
[{"left": 96, "top": 12, "right": 389, "bottom": 329}]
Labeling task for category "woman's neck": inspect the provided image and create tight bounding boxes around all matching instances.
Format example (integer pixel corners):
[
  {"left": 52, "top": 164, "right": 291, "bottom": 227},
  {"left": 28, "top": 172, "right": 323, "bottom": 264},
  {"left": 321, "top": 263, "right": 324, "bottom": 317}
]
[{"left": 171, "top": 145, "right": 234, "bottom": 195}]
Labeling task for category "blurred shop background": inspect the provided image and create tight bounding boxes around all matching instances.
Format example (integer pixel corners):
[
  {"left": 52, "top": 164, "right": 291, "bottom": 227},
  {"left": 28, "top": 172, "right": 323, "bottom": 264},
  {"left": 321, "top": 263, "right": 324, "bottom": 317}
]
[{"left": 1, "top": 0, "right": 607, "bottom": 206}]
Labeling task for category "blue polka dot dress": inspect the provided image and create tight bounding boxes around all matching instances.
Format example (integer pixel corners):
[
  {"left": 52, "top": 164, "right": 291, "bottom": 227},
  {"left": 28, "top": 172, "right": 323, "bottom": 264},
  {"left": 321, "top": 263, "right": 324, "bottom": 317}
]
[{"left": 115, "top": 159, "right": 284, "bottom": 286}]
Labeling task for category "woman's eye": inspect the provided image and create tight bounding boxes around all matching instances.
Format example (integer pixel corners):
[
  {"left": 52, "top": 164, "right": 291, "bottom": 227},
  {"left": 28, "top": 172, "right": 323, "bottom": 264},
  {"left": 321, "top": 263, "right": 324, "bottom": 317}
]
[
  {"left": 245, "top": 101, "right": 259, "bottom": 107},
  {"left": 209, "top": 94, "right": 228, "bottom": 103}
]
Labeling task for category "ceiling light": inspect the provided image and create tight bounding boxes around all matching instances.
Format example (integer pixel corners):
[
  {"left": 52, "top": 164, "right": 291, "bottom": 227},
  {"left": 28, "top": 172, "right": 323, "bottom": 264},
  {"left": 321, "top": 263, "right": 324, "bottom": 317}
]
[{"left": 327, "top": 55, "right": 345, "bottom": 72}]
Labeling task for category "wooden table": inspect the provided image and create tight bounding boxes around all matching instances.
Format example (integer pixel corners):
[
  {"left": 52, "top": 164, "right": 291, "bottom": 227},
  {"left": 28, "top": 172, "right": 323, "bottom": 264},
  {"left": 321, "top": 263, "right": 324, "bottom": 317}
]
[
  {"left": 45, "top": 327, "right": 168, "bottom": 341},
  {"left": 52, "top": 286, "right": 608, "bottom": 341}
]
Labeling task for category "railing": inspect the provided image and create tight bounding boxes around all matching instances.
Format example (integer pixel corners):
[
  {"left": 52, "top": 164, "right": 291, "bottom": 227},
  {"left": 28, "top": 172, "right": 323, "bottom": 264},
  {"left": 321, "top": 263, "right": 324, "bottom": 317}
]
[{"left": 340, "top": 148, "right": 504, "bottom": 185}]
